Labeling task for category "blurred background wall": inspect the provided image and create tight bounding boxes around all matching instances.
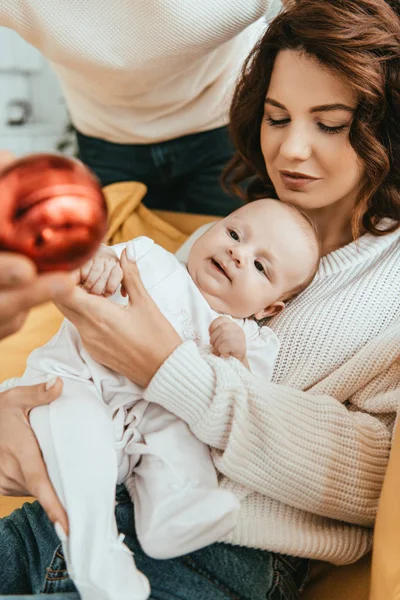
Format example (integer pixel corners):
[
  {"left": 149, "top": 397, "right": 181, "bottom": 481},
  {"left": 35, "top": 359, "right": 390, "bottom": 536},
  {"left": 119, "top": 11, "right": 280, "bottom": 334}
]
[{"left": 0, "top": 27, "right": 73, "bottom": 156}]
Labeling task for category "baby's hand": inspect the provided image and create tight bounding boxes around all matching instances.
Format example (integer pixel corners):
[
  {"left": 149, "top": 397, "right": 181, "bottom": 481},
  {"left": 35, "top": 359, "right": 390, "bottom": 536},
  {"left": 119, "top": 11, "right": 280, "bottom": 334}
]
[
  {"left": 76, "top": 245, "right": 123, "bottom": 296},
  {"left": 209, "top": 316, "right": 248, "bottom": 366}
]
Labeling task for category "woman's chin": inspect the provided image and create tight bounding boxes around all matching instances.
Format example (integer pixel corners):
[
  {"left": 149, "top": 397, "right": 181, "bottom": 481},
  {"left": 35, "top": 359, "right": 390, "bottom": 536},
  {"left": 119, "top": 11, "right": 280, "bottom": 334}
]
[{"left": 275, "top": 188, "right": 317, "bottom": 211}]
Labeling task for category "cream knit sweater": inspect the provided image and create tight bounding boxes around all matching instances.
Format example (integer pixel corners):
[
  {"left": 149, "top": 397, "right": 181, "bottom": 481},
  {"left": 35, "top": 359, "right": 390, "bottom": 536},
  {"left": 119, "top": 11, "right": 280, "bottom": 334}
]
[
  {"left": 145, "top": 224, "right": 400, "bottom": 565},
  {"left": 0, "top": 0, "right": 280, "bottom": 143}
]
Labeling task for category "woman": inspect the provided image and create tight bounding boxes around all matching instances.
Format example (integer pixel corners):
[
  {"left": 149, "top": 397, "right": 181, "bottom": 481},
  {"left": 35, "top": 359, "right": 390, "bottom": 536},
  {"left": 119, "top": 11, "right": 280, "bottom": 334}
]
[{"left": 0, "top": 0, "right": 399, "bottom": 598}]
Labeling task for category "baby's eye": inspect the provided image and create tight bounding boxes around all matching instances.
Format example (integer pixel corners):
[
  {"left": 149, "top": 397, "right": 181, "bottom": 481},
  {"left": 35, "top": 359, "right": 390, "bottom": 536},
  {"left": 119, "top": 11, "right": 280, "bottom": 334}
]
[
  {"left": 254, "top": 260, "right": 265, "bottom": 274},
  {"left": 229, "top": 230, "right": 239, "bottom": 241}
]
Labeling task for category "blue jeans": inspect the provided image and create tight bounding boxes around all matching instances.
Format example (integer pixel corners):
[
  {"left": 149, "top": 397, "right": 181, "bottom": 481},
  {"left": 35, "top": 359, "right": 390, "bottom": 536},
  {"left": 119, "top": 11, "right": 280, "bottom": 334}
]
[
  {"left": 76, "top": 127, "right": 243, "bottom": 216},
  {"left": 0, "top": 486, "right": 310, "bottom": 599}
]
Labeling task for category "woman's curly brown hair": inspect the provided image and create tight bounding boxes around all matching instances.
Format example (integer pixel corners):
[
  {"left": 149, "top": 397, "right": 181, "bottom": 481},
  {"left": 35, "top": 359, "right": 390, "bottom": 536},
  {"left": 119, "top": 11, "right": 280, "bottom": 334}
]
[{"left": 222, "top": 0, "right": 400, "bottom": 238}]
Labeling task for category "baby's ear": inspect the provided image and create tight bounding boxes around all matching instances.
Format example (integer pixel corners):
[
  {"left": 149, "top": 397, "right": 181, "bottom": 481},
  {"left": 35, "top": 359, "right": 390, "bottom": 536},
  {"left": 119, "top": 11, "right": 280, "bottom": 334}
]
[{"left": 254, "top": 301, "right": 285, "bottom": 320}]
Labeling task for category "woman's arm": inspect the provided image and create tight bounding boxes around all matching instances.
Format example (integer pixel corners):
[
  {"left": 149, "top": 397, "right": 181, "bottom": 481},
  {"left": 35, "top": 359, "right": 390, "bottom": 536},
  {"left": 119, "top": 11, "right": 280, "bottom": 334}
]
[
  {"left": 58, "top": 251, "right": 399, "bottom": 528},
  {"left": 143, "top": 337, "right": 399, "bottom": 528},
  {"left": 0, "top": 378, "right": 68, "bottom": 532}
]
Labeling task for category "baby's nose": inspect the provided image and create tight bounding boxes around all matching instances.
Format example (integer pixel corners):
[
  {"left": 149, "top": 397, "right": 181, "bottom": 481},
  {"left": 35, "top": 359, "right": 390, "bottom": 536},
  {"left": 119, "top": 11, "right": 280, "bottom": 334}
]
[{"left": 228, "top": 247, "right": 245, "bottom": 266}]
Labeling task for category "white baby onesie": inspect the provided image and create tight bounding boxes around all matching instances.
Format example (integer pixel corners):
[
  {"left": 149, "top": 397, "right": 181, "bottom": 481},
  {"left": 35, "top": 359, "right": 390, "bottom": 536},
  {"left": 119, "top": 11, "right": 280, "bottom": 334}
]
[{"left": 20, "top": 237, "right": 279, "bottom": 600}]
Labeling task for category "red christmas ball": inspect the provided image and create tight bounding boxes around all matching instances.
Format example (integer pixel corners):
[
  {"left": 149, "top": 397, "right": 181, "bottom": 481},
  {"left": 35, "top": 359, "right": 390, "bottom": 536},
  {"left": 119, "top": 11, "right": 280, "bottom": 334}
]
[{"left": 0, "top": 153, "right": 108, "bottom": 272}]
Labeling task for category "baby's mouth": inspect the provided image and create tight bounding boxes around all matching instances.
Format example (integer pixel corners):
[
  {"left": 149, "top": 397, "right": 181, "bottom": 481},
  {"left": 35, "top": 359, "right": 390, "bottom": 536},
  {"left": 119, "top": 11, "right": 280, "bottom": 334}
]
[{"left": 211, "top": 258, "right": 231, "bottom": 281}]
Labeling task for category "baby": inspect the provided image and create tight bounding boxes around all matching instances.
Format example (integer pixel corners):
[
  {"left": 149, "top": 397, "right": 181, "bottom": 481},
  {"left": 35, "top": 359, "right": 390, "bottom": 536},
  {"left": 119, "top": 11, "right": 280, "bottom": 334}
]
[{"left": 14, "top": 199, "right": 319, "bottom": 600}]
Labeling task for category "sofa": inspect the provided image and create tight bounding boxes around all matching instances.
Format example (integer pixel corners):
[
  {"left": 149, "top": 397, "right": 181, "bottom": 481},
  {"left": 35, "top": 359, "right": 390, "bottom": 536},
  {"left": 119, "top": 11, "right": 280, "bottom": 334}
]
[{"left": 1, "top": 180, "right": 394, "bottom": 599}]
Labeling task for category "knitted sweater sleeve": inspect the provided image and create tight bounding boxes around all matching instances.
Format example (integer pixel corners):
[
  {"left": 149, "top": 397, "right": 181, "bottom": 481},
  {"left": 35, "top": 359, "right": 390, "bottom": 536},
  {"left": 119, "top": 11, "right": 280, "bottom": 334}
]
[
  {"left": 0, "top": 1, "right": 283, "bottom": 26},
  {"left": 144, "top": 328, "right": 400, "bottom": 528},
  {"left": 0, "top": 4, "right": 20, "bottom": 27}
]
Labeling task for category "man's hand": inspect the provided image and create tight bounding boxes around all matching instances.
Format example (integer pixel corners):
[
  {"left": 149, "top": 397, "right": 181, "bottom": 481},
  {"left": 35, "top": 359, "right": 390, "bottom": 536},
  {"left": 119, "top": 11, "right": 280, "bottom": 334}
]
[
  {"left": 76, "top": 245, "right": 122, "bottom": 297},
  {"left": 0, "top": 151, "right": 74, "bottom": 339},
  {"left": 0, "top": 379, "right": 69, "bottom": 534},
  {"left": 209, "top": 317, "right": 248, "bottom": 367},
  {"left": 0, "top": 255, "right": 75, "bottom": 340}
]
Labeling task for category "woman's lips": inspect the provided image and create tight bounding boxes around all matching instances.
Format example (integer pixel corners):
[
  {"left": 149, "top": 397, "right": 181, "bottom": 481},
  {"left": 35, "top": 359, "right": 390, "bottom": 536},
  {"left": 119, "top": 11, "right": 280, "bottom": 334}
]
[{"left": 279, "top": 171, "right": 320, "bottom": 190}]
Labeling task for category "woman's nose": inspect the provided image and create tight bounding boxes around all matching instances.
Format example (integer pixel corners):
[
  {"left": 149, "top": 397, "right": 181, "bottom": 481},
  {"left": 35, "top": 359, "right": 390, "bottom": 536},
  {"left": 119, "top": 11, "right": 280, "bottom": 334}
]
[{"left": 279, "top": 123, "right": 312, "bottom": 162}]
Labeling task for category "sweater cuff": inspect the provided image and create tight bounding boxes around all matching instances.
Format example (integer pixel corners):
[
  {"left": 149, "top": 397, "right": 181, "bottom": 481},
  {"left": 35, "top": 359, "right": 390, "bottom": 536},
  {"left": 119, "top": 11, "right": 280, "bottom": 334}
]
[{"left": 144, "top": 341, "right": 215, "bottom": 427}]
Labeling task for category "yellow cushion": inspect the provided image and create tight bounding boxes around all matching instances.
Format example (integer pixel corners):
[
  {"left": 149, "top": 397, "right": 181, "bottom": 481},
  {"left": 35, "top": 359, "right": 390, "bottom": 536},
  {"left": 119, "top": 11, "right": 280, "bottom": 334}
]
[
  {"left": 370, "top": 420, "right": 400, "bottom": 600},
  {"left": 0, "top": 181, "right": 372, "bottom": 599}
]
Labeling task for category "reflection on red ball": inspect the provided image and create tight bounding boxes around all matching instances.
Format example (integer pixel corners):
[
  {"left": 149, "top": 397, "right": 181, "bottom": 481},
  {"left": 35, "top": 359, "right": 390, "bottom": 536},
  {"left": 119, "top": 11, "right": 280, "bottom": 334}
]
[{"left": 0, "top": 153, "right": 108, "bottom": 272}]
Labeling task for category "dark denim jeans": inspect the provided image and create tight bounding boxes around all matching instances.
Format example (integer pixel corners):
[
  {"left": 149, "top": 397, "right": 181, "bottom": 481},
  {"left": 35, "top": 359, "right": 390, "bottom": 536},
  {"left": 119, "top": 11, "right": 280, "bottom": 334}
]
[
  {"left": 76, "top": 126, "right": 243, "bottom": 217},
  {"left": 0, "top": 486, "right": 310, "bottom": 599}
]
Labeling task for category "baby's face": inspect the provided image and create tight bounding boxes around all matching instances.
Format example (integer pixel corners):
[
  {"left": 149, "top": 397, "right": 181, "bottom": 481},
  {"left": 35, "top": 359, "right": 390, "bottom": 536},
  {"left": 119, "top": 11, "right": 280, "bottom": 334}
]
[{"left": 187, "top": 199, "right": 318, "bottom": 319}]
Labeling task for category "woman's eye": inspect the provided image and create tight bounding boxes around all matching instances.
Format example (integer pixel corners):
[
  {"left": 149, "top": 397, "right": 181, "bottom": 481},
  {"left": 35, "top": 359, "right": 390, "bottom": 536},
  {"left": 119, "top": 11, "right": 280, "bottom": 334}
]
[
  {"left": 229, "top": 230, "right": 239, "bottom": 241},
  {"left": 254, "top": 260, "right": 265, "bottom": 274},
  {"left": 318, "top": 123, "right": 348, "bottom": 135},
  {"left": 265, "top": 116, "right": 290, "bottom": 127},
  {"left": 266, "top": 115, "right": 348, "bottom": 135}
]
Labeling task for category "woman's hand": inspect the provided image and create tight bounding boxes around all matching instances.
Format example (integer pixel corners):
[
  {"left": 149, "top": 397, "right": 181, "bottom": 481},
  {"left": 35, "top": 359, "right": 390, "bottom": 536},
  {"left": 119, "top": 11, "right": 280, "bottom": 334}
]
[
  {"left": 57, "top": 248, "right": 182, "bottom": 387},
  {"left": 0, "top": 379, "right": 69, "bottom": 533}
]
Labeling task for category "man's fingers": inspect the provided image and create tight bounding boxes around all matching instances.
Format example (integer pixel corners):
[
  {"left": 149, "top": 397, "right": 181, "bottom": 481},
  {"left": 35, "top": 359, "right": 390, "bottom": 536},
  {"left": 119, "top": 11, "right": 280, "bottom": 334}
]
[
  {"left": 0, "top": 311, "right": 28, "bottom": 340},
  {"left": 0, "top": 271, "right": 72, "bottom": 339},
  {"left": 0, "top": 150, "right": 16, "bottom": 169},
  {"left": 120, "top": 249, "right": 149, "bottom": 301},
  {"left": 14, "top": 274, "right": 74, "bottom": 310},
  {"left": 0, "top": 253, "right": 36, "bottom": 288},
  {"left": 0, "top": 273, "right": 74, "bottom": 317}
]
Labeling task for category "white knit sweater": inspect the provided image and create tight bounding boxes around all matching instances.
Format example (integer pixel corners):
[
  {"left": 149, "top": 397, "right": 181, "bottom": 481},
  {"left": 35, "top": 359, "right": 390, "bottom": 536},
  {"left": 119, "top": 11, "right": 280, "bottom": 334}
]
[
  {"left": 145, "top": 224, "right": 400, "bottom": 565},
  {"left": 0, "top": 0, "right": 280, "bottom": 144}
]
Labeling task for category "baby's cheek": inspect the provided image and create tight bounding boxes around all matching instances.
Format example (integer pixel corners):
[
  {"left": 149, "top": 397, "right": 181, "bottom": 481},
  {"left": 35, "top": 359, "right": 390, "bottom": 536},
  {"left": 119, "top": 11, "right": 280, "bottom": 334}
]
[{"left": 226, "top": 286, "right": 254, "bottom": 319}]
